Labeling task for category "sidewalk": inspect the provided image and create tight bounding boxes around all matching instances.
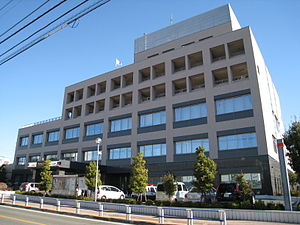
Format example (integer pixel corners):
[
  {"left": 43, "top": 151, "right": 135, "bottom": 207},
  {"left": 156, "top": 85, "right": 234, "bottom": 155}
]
[{"left": 0, "top": 197, "right": 298, "bottom": 225}]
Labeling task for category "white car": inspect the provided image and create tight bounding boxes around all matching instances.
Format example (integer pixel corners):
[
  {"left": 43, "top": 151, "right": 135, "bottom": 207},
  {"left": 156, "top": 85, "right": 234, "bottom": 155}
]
[
  {"left": 19, "top": 182, "right": 39, "bottom": 192},
  {"left": 156, "top": 182, "right": 188, "bottom": 201},
  {"left": 131, "top": 185, "right": 157, "bottom": 200},
  {"left": 97, "top": 185, "right": 125, "bottom": 200},
  {"left": 184, "top": 187, "right": 216, "bottom": 203}
]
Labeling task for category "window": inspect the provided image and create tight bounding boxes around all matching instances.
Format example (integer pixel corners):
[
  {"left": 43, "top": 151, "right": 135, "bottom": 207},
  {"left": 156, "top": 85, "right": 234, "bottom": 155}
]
[
  {"left": 215, "top": 94, "right": 252, "bottom": 115},
  {"left": 48, "top": 131, "right": 60, "bottom": 142},
  {"left": 139, "top": 144, "right": 166, "bottom": 157},
  {"left": 109, "top": 147, "right": 131, "bottom": 159},
  {"left": 140, "top": 111, "right": 166, "bottom": 127},
  {"left": 175, "top": 103, "right": 207, "bottom": 122},
  {"left": 86, "top": 123, "right": 103, "bottom": 136},
  {"left": 84, "top": 151, "right": 101, "bottom": 161},
  {"left": 110, "top": 117, "right": 132, "bottom": 132},
  {"left": 20, "top": 137, "right": 29, "bottom": 146},
  {"left": 17, "top": 157, "right": 26, "bottom": 165},
  {"left": 62, "top": 152, "right": 77, "bottom": 161},
  {"left": 65, "top": 127, "right": 80, "bottom": 139},
  {"left": 221, "top": 173, "right": 261, "bottom": 189},
  {"left": 33, "top": 134, "right": 43, "bottom": 144},
  {"left": 218, "top": 132, "right": 257, "bottom": 151},
  {"left": 29, "top": 155, "right": 40, "bottom": 162},
  {"left": 175, "top": 139, "right": 209, "bottom": 154},
  {"left": 45, "top": 154, "right": 58, "bottom": 161}
]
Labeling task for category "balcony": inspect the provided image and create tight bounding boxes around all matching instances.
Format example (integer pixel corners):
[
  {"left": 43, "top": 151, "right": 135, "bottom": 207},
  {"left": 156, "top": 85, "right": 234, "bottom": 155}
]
[
  {"left": 228, "top": 39, "right": 245, "bottom": 58},
  {"left": 231, "top": 62, "right": 249, "bottom": 81},
  {"left": 173, "top": 78, "right": 187, "bottom": 95},
  {"left": 139, "top": 87, "right": 150, "bottom": 103},
  {"left": 172, "top": 56, "right": 186, "bottom": 73},
  {"left": 189, "top": 73, "right": 205, "bottom": 91},
  {"left": 212, "top": 67, "right": 228, "bottom": 86},
  {"left": 210, "top": 45, "right": 226, "bottom": 63}
]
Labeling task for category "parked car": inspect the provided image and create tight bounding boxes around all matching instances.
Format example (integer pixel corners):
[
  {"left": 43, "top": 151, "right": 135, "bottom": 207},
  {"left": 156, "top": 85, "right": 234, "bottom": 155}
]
[
  {"left": 156, "top": 182, "right": 188, "bottom": 201},
  {"left": 19, "top": 182, "right": 40, "bottom": 192},
  {"left": 184, "top": 187, "right": 216, "bottom": 203},
  {"left": 131, "top": 184, "right": 157, "bottom": 200},
  {"left": 216, "top": 183, "right": 255, "bottom": 204},
  {"left": 97, "top": 185, "right": 125, "bottom": 200}
]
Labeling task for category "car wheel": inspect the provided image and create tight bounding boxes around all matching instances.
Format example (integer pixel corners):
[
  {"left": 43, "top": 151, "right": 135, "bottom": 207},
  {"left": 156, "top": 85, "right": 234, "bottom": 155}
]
[
  {"left": 120, "top": 195, "right": 125, "bottom": 200},
  {"left": 101, "top": 196, "right": 106, "bottom": 200}
]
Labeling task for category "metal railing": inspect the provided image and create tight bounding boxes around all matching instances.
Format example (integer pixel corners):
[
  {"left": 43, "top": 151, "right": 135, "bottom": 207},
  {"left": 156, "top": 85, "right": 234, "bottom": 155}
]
[
  {"left": 1, "top": 194, "right": 227, "bottom": 225},
  {"left": 21, "top": 116, "right": 62, "bottom": 128}
]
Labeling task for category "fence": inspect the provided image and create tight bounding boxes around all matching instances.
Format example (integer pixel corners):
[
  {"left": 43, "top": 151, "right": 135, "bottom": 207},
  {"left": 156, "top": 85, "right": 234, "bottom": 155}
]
[{"left": 0, "top": 194, "right": 226, "bottom": 225}]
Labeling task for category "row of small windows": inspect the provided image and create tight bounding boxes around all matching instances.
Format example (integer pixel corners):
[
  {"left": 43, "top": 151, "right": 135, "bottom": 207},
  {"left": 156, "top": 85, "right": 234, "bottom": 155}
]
[
  {"left": 17, "top": 132, "right": 257, "bottom": 165},
  {"left": 65, "top": 61, "right": 249, "bottom": 120},
  {"left": 20, "top": 93, "right": 253, "bottom": 146},
  {"left": 66, "top": 39, "right": 245, "bottom": 105}
]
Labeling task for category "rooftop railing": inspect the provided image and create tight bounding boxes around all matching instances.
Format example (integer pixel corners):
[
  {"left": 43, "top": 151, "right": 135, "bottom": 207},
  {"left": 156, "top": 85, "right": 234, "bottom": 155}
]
[{"left": 21, "top": 116, "right": 62, "bottom": 129}]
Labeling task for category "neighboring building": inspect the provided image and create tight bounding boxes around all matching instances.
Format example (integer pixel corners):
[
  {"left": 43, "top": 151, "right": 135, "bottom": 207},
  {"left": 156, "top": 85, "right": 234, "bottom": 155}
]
[
  {"left": 12, "top": 5, "right": 284, "bottom": 195},
  {"left": 0, "top": 157, "right": 10, "bottom": 166}
]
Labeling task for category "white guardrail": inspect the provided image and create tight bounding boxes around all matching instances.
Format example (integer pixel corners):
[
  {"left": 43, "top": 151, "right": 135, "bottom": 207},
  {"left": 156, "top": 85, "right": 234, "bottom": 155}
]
[
  {"left": 2, "top": 194, "right": 300, "bottom": 224},
  {"left": 1, "top": 194, "right": 226, "bottom": 225}
]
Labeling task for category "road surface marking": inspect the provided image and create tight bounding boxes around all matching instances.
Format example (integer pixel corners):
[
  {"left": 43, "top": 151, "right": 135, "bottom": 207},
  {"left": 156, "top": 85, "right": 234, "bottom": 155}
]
[{"left": 0, "top": 215, "right": 46, "bottom": 225}]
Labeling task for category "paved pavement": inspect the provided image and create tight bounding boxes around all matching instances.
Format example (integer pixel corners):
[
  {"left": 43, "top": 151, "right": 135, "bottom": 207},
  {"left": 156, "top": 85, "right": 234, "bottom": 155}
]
[{"left": 0, "top": 197, "right": 298, "bottom": 225}]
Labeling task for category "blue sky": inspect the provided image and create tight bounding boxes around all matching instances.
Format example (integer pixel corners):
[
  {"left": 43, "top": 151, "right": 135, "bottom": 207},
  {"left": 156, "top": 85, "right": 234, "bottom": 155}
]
[{"left": 0, "top": 0, "right": 299, "bottom": 161}]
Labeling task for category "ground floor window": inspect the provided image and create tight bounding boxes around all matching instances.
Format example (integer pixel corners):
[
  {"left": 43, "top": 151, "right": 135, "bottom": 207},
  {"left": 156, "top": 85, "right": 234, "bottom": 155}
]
[{"left": 220, "top": 173, "right": 262, "bottom": 189}]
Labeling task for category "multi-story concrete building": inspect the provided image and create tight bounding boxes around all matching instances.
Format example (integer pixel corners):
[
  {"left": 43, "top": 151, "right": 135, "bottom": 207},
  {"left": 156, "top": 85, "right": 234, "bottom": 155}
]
[{"left": 12, "top": 5, "right": 284, "bottom": 195}]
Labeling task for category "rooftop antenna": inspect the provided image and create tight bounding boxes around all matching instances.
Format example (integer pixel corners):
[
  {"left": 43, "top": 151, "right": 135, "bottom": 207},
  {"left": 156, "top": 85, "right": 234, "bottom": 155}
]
[{"left": 170, "top": 14, "right": 173, "bottom": 25}]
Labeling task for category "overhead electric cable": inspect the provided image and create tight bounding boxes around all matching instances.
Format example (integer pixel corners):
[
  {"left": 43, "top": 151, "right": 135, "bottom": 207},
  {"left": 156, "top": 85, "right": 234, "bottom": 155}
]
[
  {"left": 0, "top": 0, "right": 89, "bottom": 58},
  {"left": 0, "top": 0, "right": 111, "bottom": 66},
  {"left": 0, "top": 0, "right": 22, "bottom": 20},
  {"left": 0, "top": 0, "right": 14, "bottom": 13},
  {"left": 0, "top": 0, "right": 50, "bottom": 38},
  {"left": 0, "top": 0, "right": 67, "bottom": 45}
]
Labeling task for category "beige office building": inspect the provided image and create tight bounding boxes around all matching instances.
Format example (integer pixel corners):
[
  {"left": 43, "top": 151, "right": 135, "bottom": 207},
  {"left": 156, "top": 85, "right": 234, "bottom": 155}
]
[{"left": 13, "top": 5, "right": 284, "bottom": 195}]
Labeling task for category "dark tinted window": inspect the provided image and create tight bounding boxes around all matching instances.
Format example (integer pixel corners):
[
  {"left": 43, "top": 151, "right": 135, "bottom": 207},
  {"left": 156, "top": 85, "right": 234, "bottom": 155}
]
[
  {"left": 218, "top": 183, "right": 236, "bottom": 193},
  {"left": 177, "top": 184, "right": 182, "bottom": 191},
  {"left": 157, "top": 184, "right": 164, "bottom": 191}
]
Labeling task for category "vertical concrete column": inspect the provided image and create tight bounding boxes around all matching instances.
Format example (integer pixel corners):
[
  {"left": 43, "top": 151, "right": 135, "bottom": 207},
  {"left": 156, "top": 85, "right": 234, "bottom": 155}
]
[
  {"left": 98, "top": 203, "right": 104, "bottom": 216},
  {"left": 157, "top": 207, "right": 164, "bottom": 224},
  {"left": 219, "top": 210, "right": 227, "bottom": 225},
  {"left": 76, "top": 201, "right": 80, "bottom": 214},
  {"left": 1, "top": 194, "right": 4, "bottom": 203},
  {"left": 125, "top": 205, "right": 131, "bottom": 221},
  {"left": 12, "top": 195, "right": 16, "bottom": 205},
  {"left": 56, "top": 200, "right": 61, "bottom": 211},
  {"left": 25, "top": 196, "right": 29, "bottom": 207},
  {"left": 187, "top": 209, "right": 193, "bottom": 225},
  {"left": 40, "top": 198, "right": 44, "bottom": 209}
]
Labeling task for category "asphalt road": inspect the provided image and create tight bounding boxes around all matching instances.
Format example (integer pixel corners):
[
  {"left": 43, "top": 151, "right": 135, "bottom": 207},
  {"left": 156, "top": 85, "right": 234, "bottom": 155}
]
[{"left": 0, "top": 205, "right": 130, "bottom": 225}]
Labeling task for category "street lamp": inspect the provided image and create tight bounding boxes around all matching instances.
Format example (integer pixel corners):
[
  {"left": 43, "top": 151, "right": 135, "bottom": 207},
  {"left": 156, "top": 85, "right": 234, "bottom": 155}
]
[{"left": 95, "top": 137, "right": 102, "bottom": 202}]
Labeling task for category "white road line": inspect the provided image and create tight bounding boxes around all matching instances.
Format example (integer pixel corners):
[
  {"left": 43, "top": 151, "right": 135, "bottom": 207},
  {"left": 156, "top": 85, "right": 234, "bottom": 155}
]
[{"left": 0, "top": 205, "right": 129, "bottom": 225}]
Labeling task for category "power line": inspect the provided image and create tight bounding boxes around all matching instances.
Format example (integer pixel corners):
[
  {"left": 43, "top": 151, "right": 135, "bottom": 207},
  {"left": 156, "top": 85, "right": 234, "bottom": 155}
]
[
  {"left": 0, "top": 0, "right": 67, "bottom": 45},
  {"left": 0, "top": 0, "right": 50, "bottom": 38},
  {"left": 0, "top": 0, "right": 111, "bottom": 66},
  {"left": 0, "top": 0, "right": 89, "bottom": 58},
  {"left": 0, "top": 0, "right": 14, "bottom": 14}
]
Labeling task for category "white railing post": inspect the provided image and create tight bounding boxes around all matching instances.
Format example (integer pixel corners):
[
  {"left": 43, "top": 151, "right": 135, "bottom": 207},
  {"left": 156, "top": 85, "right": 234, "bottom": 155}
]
[
  {"left": 25, "top": 196, "right": 29, "bottom": 207},
  {"left": 76, "top": 201, "right": 80, "bottom": 214},
  {"left": 157, "top": 207, "right": 164, "bottom": 224},
  {"left": 126, "top": 205, "right": 131, "bottom": 221},
  {"left": 1, "top": 194, "right": 4, "bottom": 203},
  {"left": 98, "top": 203, "right": 103, "bottom": 217},
  {"left": 219, "top": 210, "right": 227, "bottom": 225},
  {"left": 56, "top": 200, "right": 60, "bottom": 211},
  {"left": 12, "top": 195, "right": 16, "bottom": 205},
  {"left": 187, "top": 209, "right": 193, "bottom": 225},
  {"left": 40, "top": 198, "right": 44, "bottom": 209}
]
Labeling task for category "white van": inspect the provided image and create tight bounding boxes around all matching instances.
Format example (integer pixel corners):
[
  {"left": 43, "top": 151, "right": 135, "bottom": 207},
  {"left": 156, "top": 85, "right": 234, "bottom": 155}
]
[{"left": 156, "top": 182, "right": 188, "bottom": 201}]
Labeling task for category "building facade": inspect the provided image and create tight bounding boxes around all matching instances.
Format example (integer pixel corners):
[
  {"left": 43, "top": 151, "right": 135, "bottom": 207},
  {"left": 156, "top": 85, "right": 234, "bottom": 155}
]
[{"left": 13, "top": 5, "right": 284, "bottom": 195}]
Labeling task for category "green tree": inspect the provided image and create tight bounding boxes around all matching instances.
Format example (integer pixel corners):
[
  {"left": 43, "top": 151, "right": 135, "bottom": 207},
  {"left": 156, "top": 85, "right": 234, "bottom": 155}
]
[
  {"left": 162, "top": 172, "right": 176, "bottom": 201},
  {"left": 235, "top": 173, "right": 253, "bottom": 202},
  {"left": 288, "top": 172, "right": 298, "bottom": 188},
  {"left": 284, "top": 121, "right": 300, "bottom": 183},
  {"left": 84, "top": 161, "right": 102, "bottom": 193},
  {"left": 192, "top": 146, "right": 216, "bottom": 193},
  {"left": 130, "top": 152, "right": 148, "bottom": 201},
  {"left": 39, "top": 160, "right": 52, "bottom": 194},
  {"left": 0, "top": 165, "right": 7, "bottom": 182}
]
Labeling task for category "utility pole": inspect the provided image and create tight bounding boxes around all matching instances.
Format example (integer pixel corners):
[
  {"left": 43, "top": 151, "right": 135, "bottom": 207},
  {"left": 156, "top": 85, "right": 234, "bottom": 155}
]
[{"left": 277, "top": 139, "right": 292, "bottom": 211}]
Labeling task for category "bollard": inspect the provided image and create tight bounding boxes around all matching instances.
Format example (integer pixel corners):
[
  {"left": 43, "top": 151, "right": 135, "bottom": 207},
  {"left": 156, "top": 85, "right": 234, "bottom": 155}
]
[
  {"left": 98, "top": 203, "right": 104, "bottom": 217},
  {"left": 56, "top": 200, "right": 61, "bottom": 211},
  {"left": 219, "top": 210, "right": 227, "bottom": 225},
  {"left": 76, "top": 202, "right": 80, "bottom": 214},
  {"left": 157, "top": 207, "right": 164, "bottom": 224},
  {"left": 126, "top": 205, "right": 131, "bottom": 221},
  {"left": 25, "top": 196, "right": 29, "bottom": 207},
  {"left": 40, "top": 198, "right": 44, "bottom": 209},
  {"left": 12, "top": 195, "right": 16, "bottom": 205},
  {"left": 187, "top": 209, "right": 193, "bottom": 225},
  {"left": 1, "top": 194, "right": 4, "bottom": 203}
]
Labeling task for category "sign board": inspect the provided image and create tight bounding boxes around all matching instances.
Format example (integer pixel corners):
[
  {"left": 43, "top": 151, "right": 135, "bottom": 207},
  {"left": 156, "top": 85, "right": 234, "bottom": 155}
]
[
  {"left": 27, "top": 162, "right": 37, "bottom": 168},
  {"left": 50, "top": 160, "right": 70, "bottom": 168}
]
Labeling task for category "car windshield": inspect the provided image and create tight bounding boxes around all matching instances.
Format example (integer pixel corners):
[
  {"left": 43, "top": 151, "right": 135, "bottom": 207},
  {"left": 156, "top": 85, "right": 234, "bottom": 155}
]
[
  {"left": 218, "top": 184, "right": 236, "bottom": 192},
  {"left": 157, "top": 184, "right": 164, "bottom": 192}
]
